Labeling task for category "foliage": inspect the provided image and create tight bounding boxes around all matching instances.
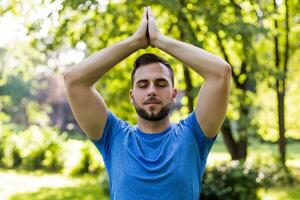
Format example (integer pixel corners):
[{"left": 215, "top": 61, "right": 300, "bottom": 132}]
[
  {"left": 0, "top": 125, "right": 22, "bottom": 168},
  {"left": 0, "top": 73, "right": 50, "bottom": 128},
  {"left": 252, "top": 156, "right": 298, "bottom": 188},
  {"left": 21, "top": 126, "right": 67, "bottom": 171},
  {"left": 1, "top": 135, "right": 22, "bottom": 168},
  {"left": 0, "top": 125, "right": 105, "bottom": 175},
  {"left": 0, "top": 125, "right": 10, "bottom": 167},
  {"left": 201, "top": 158, "right": 299, "bottom": 200},
  {"left": 201, "top": 161, "right": 261, "bottom": 200},
  {"left": 69, "top": 141, "right": 103, "bottom": 176},
  {"left": 0, "top": 125, "right": 67, "bottom": 171},
  {"left": 0, "top": 75, "right": 33, "bottom": 125}
]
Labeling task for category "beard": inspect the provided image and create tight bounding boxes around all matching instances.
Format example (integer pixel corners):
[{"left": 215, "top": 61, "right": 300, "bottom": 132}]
[{"left": 132, "top": 99, "right": 173, "bottom": 121}]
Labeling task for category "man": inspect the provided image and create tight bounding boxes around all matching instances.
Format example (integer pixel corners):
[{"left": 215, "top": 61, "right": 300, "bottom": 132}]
[{"left": 63, "top": 6, "right": 231, "bottom": 200}]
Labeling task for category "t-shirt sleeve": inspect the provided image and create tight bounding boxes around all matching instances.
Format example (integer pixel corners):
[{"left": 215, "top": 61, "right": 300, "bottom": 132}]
[
  {"left": 184, "top": 111, "right": 217, "bottom": 162},
  {"left": 89, "top": 111, "right": 123, "bottom": 161}
]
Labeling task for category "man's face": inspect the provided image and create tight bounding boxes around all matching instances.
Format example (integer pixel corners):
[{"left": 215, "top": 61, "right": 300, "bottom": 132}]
[{"left": 130, "top": 62, "right": 177, "bottom": 121}]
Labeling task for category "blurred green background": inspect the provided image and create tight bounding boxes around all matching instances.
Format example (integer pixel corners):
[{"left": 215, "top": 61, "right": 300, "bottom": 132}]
[{"left": 0, "top": 0, "right": 299, "bottom": 199}]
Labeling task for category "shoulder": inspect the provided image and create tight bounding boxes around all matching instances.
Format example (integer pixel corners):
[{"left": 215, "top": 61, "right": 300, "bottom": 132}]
[
  {"left": 107, "top": 111, "right": 130, "bottom": 129},
  {"left": 175, "top": 111, "right": 217, "bottom": 142},
  {"left": 92, "top": 111, "right": 131, "bottom": 143}
]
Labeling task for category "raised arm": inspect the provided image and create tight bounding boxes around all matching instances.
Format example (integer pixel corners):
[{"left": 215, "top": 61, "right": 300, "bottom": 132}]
[
  {"left": 147, "top": 6, "right": 231, "bottom": 139},
  {"left": 63, "top": 8, "right": 149, "bottom": 140}
]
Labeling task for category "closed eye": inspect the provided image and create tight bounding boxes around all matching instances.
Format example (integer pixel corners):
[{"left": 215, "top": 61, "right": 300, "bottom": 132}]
[
  {"left": 135, "top": 79, "right": 169, "bottom": 88},
  {"left": 157, "top": 83, "right": 167, "bottom": 87},
  {"left": 156, "top": 80, "right": 168, "bottom": 87}
]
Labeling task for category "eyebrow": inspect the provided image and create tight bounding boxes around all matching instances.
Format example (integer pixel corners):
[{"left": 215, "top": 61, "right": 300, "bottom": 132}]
[{"left": 136, "top": 78, "right": 169, "bottom": 84}]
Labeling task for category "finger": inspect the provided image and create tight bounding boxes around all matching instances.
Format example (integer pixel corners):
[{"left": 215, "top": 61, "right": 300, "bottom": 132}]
[
  {"left": 147, "top": 6, "right": 154, "bottom": 18},
  {"left": 145, "top": 6, "right": 149, "bottom": 20},
  {"left": 142, "top": 7, "right": 147, "bottom": 19},
  {"left": 146, "top": 6, "right": 149, "bottom": 20}
]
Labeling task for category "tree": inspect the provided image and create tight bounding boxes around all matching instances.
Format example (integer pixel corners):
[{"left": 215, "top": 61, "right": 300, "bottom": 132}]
[
  {"left": 273, "top": 0, "right": 290, "bottom": 167},
  {"left": 183, "top": 0, "right": 266, "bottom": 160}
]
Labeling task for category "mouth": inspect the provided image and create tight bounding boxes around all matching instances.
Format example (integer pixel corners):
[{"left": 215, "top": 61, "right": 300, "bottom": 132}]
[
  {"left": 145, "top": 102, "right": 160, "bottom": 105},
  {"left": 143, "top": 98, "right": 161, "bottom": 105},
  {"left": 144, "top": 101, "right": 161, "bottom": 105}
]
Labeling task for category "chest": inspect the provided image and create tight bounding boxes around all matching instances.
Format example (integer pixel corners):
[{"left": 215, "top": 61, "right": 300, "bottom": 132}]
[{"left": 107, "top": 132, "right": 201, "bottom": 186}]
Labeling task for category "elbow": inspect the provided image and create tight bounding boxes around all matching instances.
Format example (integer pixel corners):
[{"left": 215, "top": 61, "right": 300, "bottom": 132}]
[
  {"left": 221, "top": 63, "right": 232, "bottom": 79},
  {"left": 205, "top": 63, "right": 232, "bottom": 81},
  {"left": 63, "top": 69, "right": 75, "bottom": 87},
  {"left": 63, "top": 69, "right": 93, "bottom": 88},
  {"left": 210, "top": 63, "right": 231, "bottom": 83},
  {"left": 63, "top": 70, "right": 69, "bottom": 81}
]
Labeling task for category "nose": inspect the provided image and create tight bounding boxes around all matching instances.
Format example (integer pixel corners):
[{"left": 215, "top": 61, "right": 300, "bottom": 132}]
[{"left": 147, "top": 83, "right": 157, "bottom": 96}]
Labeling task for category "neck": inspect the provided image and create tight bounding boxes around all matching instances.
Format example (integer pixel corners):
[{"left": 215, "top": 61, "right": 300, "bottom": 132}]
[{"left": 137, "top": 115, "right": 171, "bottom": 134}]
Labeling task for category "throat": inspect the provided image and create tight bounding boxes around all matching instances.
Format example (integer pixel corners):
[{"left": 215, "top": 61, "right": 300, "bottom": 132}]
[{"left": 137, "top": 117, "right": 171, "bottom": 134}]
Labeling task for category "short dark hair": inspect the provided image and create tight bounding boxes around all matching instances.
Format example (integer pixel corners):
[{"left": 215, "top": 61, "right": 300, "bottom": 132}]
[{"left": 131, "top": 53, "right": 174, "bottom": 87}]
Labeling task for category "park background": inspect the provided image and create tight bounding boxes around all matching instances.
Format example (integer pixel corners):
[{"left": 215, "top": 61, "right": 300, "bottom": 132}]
[{"left": 0, "top": 0, "right": 299, "bottom": 199}]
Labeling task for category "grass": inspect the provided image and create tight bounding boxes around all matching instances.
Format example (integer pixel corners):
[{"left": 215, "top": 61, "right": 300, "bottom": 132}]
[
  {"left": 258, "top": 185, "right": 300, "bottom": 200},
  {"left": 9, "top": 179, "right": 108, "bottom": 200},
  {"left": 0, "top": 170, "right": 109, "bottom": 200}
]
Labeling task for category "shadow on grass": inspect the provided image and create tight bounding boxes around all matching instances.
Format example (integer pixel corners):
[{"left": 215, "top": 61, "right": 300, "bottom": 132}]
[{"left": 9, "top": 182, "right": 109, "bottom": 200}]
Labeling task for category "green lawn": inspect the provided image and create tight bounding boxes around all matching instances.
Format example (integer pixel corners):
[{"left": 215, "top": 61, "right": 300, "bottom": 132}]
[
  {"left": 258, "top": 185, "right": 300, "bottom": 200},
  {"left": 9, "top": 180, "right": 108, "bottom": 200},
  {"left": 0, "top": 170, "right": 109, "bottom": 200}
]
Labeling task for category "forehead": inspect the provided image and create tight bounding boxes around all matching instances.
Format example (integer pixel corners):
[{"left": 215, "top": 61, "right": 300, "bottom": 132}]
[{"left": 134, "top": 62, "right": 171, "bottom": 83}]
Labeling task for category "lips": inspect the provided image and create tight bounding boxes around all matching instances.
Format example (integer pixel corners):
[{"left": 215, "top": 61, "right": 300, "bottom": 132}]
[
  {"left": 144, "top": 101, "right": 160, "bottom": 105},
  {"left": 144, "top": 99, "right": 161, "bottom": 105},
  {"left": 145, "top": 102, "right": 160, "bottom": 105}
]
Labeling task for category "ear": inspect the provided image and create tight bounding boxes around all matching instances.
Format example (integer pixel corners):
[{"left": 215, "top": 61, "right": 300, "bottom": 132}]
[
  {"left": 129, "top": 89, "right": 133, "bottom": 104},
  {"left": 171, "top": 88, "right": 177, "bottom": 103}
]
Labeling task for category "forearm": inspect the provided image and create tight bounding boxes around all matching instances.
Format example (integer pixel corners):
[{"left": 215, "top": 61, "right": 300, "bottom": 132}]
[
  {"left": 154, "top": 34, "right": 231, "bottom": 80},
  {"left": 64, "top": 36, "right": 141, "bottom": 87}
]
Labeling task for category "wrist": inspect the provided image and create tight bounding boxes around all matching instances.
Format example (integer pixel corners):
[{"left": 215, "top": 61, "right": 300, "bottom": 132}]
[
  {"left": 125, "top": 36, "right": 142, "bottom": 51},
  {"left": 151, "top": 33, "right": 168, "bottom": 50},
  {"left": 128, "top": 35, "right": 149, "bottom": 50}
]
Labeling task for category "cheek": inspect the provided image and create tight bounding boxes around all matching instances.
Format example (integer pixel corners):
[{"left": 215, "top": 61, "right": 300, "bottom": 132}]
[
  {"left": 132, "top": 92, "right": 144, "bottom": 103},
  {"left": 163, "top": 88, "right": 174, "bottom": 96},
  {"left": 159, "top": 91, "right": 173, "bottom": 103}
]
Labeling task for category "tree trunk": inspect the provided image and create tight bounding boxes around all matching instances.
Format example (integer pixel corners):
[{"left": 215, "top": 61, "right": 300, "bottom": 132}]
[
  {"left": 274, "top": 0, "right": 289, "bottom": 167},
  {"left": 215, "top": 31, "right": 250, "bottom": 160},
  {"left": 183, "top": 66, "right": 194, "bottom": 113},
  {"left": 177, "top": 0, "right": 251, "bottom": 160},
  {"left": 277, "top": 91, "right": 286, "bottom": 166},
  {"left": 177, "top": 7, "right": 195, "bottom": 114}
]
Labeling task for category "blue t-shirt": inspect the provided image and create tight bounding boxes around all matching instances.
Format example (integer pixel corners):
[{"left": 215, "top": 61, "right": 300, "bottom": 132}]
[{"left": 91, "top": 111, "right": 216, "bottom": 200}]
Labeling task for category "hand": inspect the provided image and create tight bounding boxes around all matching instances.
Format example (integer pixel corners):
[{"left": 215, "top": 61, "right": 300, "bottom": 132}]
[
  {"left": 147, "top": 6, "right": 161, "bottom": 47},
  {"left": 131, "top": 7, "right": 149, "bottom": 49}
]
